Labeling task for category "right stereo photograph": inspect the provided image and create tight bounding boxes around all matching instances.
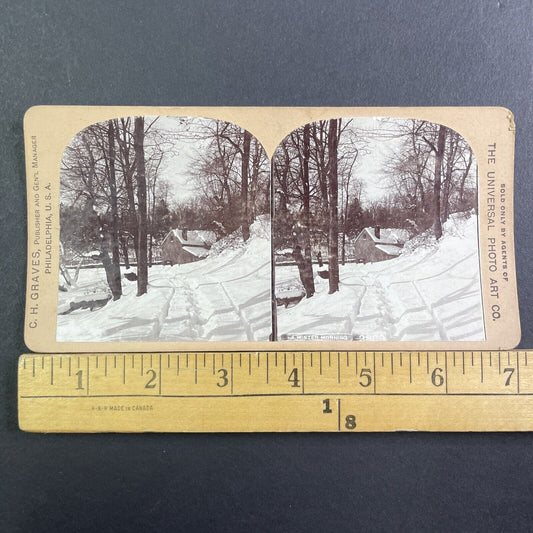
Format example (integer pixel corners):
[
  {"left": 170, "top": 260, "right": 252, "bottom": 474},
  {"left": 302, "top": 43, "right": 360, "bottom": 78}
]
[{"left": 272, "top": 117, "right": 484, "bottom": 342}]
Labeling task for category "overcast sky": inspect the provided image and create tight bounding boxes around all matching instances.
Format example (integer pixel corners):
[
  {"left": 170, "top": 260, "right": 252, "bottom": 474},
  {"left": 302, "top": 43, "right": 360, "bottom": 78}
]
[
  {"left": 343, "top": 117, "right": 403, "bottom": 205},
  {"left": 154, "top": 116, "right": 205, "bottom": 202},
  {"left": 154, "top": 116, "right": 412, "bottom": 207}
]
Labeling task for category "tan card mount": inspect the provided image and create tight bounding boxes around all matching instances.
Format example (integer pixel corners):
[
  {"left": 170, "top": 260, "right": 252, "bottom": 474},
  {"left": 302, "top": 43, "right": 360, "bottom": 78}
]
[{"left": 24, "top": 106, "right": 519, "bottom": 352}]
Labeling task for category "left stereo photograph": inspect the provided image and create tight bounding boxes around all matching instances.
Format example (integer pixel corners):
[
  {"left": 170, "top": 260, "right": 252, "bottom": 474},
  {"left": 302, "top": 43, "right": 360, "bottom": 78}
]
[
  {"left": 55, "top": 115, "right": 272, "bottom": 343},
  {"left": 24, "top": 106, "right": 520, "bottom": 352}
]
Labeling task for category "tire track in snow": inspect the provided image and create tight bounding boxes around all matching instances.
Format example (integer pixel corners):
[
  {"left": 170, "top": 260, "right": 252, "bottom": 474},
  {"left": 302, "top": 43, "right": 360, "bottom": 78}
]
[
  {"left": 370, "top": 278, "right": 397, "bottom": 340},
  {"left": 347, "top": 272, "right": 397, "bottom": 340},
  {"left": 167, "top": 275, "right": 205, "bottom": 340},
  {"left": 151, "top": 286, "right": 175, "bottom": 340},
  {"left": 348, "top": 251, "right": 479, "bottom": 341},
  {"left": 219, "top": 282, "right": 254, "bottom": 341},
  {"left": 412, "top": 281, "right": 449, "bottom": 341}
]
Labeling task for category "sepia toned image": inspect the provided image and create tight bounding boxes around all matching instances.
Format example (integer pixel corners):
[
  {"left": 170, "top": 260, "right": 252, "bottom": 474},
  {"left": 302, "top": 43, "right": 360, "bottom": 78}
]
[
  {"left": 273, "top": 117, "right": 485, "bottom": 341},
  {"left": 24, "top": 106, "right": 518, "bottom": 352},
  {"left": 56, "top": 116, "right": 272, "bottom": 342}
]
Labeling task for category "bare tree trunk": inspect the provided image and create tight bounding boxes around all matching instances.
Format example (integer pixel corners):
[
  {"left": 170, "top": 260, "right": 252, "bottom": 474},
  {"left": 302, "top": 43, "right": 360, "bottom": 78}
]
[
  {"left": 459, "top": 147, "right": 473, "bottom": 210},
  {"left": 249, "top": 139, "right": 260, "bottom": 219},
  {"left": 311, "top": 122, "right": 329, "bottom": 235},
  {"left": 442, "top": 131, "right": 457, "bottom": 222},
  {"left": 116, "top": 119, "right": 139, "bottom": 263},
  {"left": 95, "top": 214, "right": 122, "bottom": 300},
  {"left": 120, "top": 235, "right": 130, "bottom": 269},
  {"left": 241, "top": 130, "right": 252, "bottom": 241},
  {"left": 433, "top": 125, "right": 447, "bottom": 240},
  {"left": 292, "top": 245, "right": 314, "bottom": 299},
  {"left": 134, "top": 117, "right": 148, "bottom": 296},
  {"left": 410, "top": 128, "right": 429, "bottom": 216},
  {"left": 327, "top": 119, "right": 340, "bottom": 293},
  {"left": 301, "top": 124, "right": 315, "bottom": 297},
  {"left": 341, "top": 173, "right": 351, "bottom": 266},
  {"left": 73, "top": 257, "right": 83, "bottom": 284},
  {"left": 278, "top": 145, "right": 290, "bottom": 217},
  {"left": 107, "top": 120, "right": 122, "bottom": 298},
  {"left": 147, "top": 152, "right": 163, "bottom": 268},
  {"left": 83, "top": 133, "right": 121, "bottom": 300}
]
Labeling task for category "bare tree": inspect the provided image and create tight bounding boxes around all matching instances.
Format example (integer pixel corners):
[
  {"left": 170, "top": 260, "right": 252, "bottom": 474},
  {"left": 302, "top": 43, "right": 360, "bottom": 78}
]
[
  {"left": 457, "top": 144, "right": 474, "bottom": 211},
  {"left": 134, "top": 117, "right": 148, "bottom": 296},
  {"left": 310, "top": 121, "right": 329, "bottom": 223},
  {"left": 384, "top": 119, "right": 476, "bottom": 237},
  {"left": 327, "top": 119, "right": 340, "bottom": 293},
  {"left": 272, "top": 127, "right": 316, "bottom": 297},
  {"left": 106, "top": 120, "right": 122, "bottom": 298},
  {"left": 300, "top": 124, "right": 315, "bottom": 296},
  {"left": 60, "top": 125, "right": 123, "bottom": 299},
  {"left": 241, "top": 129, "right": 252, "bottom": 241},
  {"left": 115, "top": 117, "right": 139, "bottom": 264},
  {"left": 188, "top": 120, "right": 269, "bottom": 237},
  {"left": 427, "top": 124, "right": 447, "bottom": 240}
]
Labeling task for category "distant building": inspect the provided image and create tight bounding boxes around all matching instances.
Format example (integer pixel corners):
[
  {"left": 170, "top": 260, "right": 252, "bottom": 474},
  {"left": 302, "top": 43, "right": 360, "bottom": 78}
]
[
  {"left": 352, "top": 226, "right": 410, "bottom": 263},
  {"left": 161, "top": 228, "right": 217, "bottom": 265}
]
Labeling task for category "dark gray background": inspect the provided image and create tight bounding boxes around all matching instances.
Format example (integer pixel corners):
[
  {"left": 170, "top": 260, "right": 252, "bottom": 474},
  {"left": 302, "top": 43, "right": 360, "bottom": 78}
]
[{"left": 1, "top": 1, "right": 532, "bottom": 531}]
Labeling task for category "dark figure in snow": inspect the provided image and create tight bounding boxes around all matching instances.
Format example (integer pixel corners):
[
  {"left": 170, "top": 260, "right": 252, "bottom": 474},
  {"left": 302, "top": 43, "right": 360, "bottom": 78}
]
[
  {"left": 317, "top": 251, "right": 329, "bottom": 279},
  {"left": 124, "top": 270, "right": 138, "bottom": 282}
]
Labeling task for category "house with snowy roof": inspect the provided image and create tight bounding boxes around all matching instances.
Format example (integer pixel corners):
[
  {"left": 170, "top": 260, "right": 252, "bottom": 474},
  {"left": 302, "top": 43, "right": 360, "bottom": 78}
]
[
  {"left": 161, "top": 228, "right": 217, "bottom": 265},
  {"left": 352, "top": 226, "right": 410, "bottom": 263}
]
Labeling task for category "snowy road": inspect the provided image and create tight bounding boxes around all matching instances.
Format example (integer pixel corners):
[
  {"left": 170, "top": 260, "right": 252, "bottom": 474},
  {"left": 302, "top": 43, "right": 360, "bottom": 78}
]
[
  {"left": 276, "top": 214, "right": 486, "bottom": 342},
  {"left": 57, "top": 219, "right": 272, "bottom": 342}
]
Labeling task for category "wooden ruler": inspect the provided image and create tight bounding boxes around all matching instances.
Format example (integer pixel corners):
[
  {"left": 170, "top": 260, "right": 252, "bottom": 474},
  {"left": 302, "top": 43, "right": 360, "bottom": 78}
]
[{"left": 18, "top": 351, "right": 533, "bottom": 432}]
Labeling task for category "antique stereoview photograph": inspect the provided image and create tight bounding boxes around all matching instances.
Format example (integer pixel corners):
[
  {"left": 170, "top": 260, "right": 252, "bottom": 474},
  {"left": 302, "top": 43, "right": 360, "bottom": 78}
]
[
  {"left": 272, "top": 117, "right": 485, "bottom": 342},
  {"left": 24, "top": 106, "right": 518, "bottom": 351},
  {"left": 56, "top": 116, "right": 272, "bottom": 342}
]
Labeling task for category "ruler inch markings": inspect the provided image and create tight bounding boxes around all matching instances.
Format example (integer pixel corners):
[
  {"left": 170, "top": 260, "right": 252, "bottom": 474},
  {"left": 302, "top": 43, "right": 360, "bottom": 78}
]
[
  {"left": 301, "top": 352, "right": 305, "bottom": 394},
  {"left": 18, "top": 351, "right": 533, "bottom": 432},
  {"left": 230, "top": 353, "right": 234, "bottom": 395},
  {"left": 20, "top": 391, "right": 533, "bottom": 399},
  {"left": 516, "top": 351, "right": 520, "bottom": 394},
  {"left": 159, "top": 353, "right": 162, "bottom": 396},
  {"left": 373, "top": 352, "right": 376, "bottom": 394},
  {"left": 445, "top": 352, "right": 448, "bottom": 393}
]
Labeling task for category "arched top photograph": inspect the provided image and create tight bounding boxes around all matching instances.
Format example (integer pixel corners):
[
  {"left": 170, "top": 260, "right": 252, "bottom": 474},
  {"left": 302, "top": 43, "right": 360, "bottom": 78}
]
[
  {"left": 272, "top": 116, "right": 483, "bottom": 342},
  {"left": 57, "top": 116, "right": 272, "bottom": 342}
]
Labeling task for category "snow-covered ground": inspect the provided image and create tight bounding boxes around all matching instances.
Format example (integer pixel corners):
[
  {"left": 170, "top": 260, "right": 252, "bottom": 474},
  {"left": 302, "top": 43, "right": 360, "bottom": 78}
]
[
  {"left": 57, "top": 217, "right": 272, "bottom": 342},
  {"left": 275, "top": 213, "right": 486, "bottom": 342},
  {"left": 57, "top": 213, "right": 485, "bottom": 343}
]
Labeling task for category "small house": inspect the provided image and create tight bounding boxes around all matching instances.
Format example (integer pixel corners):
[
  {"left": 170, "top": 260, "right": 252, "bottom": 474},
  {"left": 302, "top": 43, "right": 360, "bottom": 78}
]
[
  {"left": 161, "top": 228, "right": 217, "bottom": 265},
  {"left": 352, "top": 226, "right": 410, "bottom": 263}
]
